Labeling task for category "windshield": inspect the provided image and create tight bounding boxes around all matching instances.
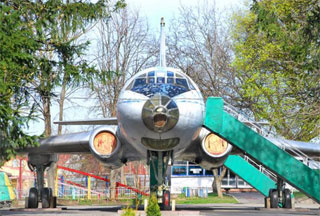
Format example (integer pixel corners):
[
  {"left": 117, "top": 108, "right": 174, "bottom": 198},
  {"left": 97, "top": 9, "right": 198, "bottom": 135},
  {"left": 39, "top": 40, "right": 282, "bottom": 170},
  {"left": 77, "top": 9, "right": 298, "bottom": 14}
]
[{"left": 129, "top": 70, "right": 194, "bottom": 97}]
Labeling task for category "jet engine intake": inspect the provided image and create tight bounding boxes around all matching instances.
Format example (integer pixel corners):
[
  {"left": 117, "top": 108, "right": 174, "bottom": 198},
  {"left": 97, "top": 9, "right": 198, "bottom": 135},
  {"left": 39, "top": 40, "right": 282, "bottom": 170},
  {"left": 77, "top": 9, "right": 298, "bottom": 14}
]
[
  {"left": 201, "top": 133, "right": 232, "bottom": 158},
  {"left": 89, "top": 126, "right": 120, "bottom": 160}
]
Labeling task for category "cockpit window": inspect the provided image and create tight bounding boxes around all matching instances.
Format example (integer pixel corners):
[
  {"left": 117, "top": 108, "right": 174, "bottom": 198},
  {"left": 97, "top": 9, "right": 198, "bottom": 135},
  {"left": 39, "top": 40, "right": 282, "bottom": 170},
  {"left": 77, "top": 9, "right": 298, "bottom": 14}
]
[
  {"left": 148, "top": 77, "right": 155, "bottom": 83},
  {"left": 132, "top": 83, "right": 188, "bottom": 97},
  {"left": 128, "top": 70, "right": 195, "bottom": 97},
  {"left": 157, "top": 77, "right": 165, "bottom": 84},
  {"left": 167, "top": 78, "right": 174, "bottom": 84},
  {"left": 133, "top": 78, "right": 146, "bottom": 88},
  {"left": 148, "top": 71, "right": 155, "bottom": 76},
  {"left": 188, "top": 80, "right": 196, "bottom": 90},
  {"left": 176, "top": 78, "right": 188, "bottom": 89}
]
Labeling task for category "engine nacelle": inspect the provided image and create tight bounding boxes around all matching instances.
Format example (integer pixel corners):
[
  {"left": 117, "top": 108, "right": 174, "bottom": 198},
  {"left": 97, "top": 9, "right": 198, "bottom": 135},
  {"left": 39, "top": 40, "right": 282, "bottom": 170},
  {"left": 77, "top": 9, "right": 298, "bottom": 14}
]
[
  {"left": 201, "top": 131, "right": 232, "bottom": 158},
  {"left": 89, "top": 126, "right": 120, "bottom": 163}
]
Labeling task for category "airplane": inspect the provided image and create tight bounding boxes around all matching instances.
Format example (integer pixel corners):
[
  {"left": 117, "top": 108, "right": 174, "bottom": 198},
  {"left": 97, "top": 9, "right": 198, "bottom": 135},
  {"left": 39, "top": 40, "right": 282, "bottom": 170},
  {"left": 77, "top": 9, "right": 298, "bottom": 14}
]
[{"left": 21, "top": 17, "right": 320, "bottom": 209}]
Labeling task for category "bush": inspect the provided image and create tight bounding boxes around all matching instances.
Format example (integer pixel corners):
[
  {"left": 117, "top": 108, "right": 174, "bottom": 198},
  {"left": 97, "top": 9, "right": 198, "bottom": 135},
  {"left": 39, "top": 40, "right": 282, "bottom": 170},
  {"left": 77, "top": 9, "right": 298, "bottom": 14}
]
[
  {"left": 121, "top": 206, "right": 136, "bottom": 216},
  {"left": 146, "top": 194, "right": 161, "bottom": 216}
]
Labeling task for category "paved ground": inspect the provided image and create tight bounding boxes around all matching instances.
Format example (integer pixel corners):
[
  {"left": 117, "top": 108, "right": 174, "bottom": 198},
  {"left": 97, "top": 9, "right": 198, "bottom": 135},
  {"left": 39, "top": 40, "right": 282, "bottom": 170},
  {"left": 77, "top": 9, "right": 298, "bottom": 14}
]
[{"left": 0, "top": 192, "right": 319, "bottom": 216}]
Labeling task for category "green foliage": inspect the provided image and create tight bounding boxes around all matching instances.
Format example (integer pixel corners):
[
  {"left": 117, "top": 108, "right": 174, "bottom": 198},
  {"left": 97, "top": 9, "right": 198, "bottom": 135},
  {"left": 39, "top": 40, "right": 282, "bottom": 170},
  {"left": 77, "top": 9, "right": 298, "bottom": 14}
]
[
  {"left": 0, "top": 4, "right": 39, "bottom": 163},
  {"left": 121, "top": 206, "right": 136, "bottom": 216},
  {"left": 232, "top": 0, "right": 320, "bottom": 141},
  {"left": 0, "top": 0, "right": 126, "bottom": 162},
  {"left": 146, "top": 194, "right": 161, "bottom": 216}
]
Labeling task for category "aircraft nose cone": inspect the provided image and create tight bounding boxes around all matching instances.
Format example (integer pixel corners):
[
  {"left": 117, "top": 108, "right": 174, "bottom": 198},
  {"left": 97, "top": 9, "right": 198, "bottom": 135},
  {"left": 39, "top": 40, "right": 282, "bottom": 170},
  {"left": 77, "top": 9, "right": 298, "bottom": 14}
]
[
  {"left": 142, "top": 93, "right": 179, "bottom": 133},
  {"left": 155, "top": 107, "right": 166, "bottom": 113}
]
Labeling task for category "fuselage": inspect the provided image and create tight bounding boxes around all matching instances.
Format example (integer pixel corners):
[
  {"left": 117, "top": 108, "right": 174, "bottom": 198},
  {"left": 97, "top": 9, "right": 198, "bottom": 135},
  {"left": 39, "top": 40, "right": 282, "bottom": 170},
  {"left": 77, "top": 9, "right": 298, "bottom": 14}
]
[{"left": 117, "top": 67, "right": 205, "bottom": 155}]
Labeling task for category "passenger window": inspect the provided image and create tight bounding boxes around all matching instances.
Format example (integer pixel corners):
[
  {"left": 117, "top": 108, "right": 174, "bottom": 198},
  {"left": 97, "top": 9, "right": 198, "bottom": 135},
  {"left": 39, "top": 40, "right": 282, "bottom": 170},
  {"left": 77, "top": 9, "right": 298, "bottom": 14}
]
[
  {"left": 133, "top": 78, "right": 146, "bottom": 88},
  {"left": 176, "top": 78, "right": 189, "bottom": 89}
]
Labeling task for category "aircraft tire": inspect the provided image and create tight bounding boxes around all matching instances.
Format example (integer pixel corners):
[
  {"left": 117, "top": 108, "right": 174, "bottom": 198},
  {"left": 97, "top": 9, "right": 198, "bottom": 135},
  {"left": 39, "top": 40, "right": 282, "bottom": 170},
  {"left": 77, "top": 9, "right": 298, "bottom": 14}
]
[
  {"left": 28, "top": 187, "right": 38, "bottom": 208},
  {"left": 41, "top": 188, "right": 52, "bottom": 208},
  {"left": 282, "top": 189, "right": 292, "bottom": 209},
  {"left": 269, "top": 189, "right": 278, "bottom": 208},
  {"left": 162, "top": 190, "right": 171, "bottom": 210}
]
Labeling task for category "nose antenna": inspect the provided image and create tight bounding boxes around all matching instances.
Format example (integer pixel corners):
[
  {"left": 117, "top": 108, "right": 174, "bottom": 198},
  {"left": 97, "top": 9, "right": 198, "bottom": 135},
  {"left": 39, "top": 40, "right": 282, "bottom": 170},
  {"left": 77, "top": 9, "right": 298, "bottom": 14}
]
[{"left": 159, "top": 17, "right": 166, "bottom": 67}]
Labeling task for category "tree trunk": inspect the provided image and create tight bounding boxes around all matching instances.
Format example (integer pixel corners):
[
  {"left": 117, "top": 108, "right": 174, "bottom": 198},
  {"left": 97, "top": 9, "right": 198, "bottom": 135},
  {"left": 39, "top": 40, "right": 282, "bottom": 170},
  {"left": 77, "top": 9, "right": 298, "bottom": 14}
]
[
  {"left": 121, "top": 166, "right": 126, "bottom": 185},
  {"left": 42, "top": 95, "right": 57, "bottom": 195},
  {"left": 58, "top": 76, "right": 67, "bottom": 135},
  {"left": 212, "top": 166, "right": 227, "bottom": 198},
  {"left": 42, "top": 96, "right": 51, "bottom": 137},
  {"left": 110, "top": 169, "right": 120, "bottom": 200}
]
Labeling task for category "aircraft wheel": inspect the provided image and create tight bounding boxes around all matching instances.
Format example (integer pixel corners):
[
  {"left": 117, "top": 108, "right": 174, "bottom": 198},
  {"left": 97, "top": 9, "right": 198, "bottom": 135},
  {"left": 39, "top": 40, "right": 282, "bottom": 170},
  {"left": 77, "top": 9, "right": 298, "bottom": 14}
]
[
  {"left": 28, "top": 187, "right": 38, "bottom": 208},
  {"left": 269, "top": 189, "right": 278, "bottom": 208},
  {"left": 282, "top": 189, "right": 292, "bottom": 208},
  {"left": 41, "top": 188, "right": 52, "bottom": 208},
  {"left": 162, "top": 190, "right": 171, "bottom": 210}
]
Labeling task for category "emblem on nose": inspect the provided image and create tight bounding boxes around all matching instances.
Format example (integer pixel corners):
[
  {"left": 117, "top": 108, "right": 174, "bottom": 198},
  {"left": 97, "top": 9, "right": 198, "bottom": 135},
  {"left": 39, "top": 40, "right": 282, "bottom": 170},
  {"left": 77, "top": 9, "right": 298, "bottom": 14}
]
[{"left": 142, "top": 93, "right": 179, "bottom": 132}]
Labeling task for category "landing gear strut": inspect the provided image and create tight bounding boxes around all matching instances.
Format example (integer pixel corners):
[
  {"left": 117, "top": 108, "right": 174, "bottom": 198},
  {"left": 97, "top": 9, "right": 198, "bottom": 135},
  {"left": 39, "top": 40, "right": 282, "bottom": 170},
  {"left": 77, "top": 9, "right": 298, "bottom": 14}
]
[
  {"left": 27, "top": 154, "right": 57, "bottom": 208},
  {"left": 268, "top": 178, "right": 292, "bottom": 209},
  {"left": 148, "top": 151, "right": 173, "bottom": 210}
]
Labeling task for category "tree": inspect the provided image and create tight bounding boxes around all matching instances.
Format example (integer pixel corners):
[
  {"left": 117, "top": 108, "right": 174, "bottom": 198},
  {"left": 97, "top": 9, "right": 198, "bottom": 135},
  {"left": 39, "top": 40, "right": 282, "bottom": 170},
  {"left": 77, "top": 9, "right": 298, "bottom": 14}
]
[
  {"left": 211, "top": 167, "right": 227, "bottom": 198},
  {"left": 232, "top": 0, "right": 320, "bottom": 141},
  {"left": 1, "top": 0, "right": 126, "bottom": 193},
  {"left": 146, "top": 193, "right": 161, "bottom": 216},
  {"left": 0, "top": 4, "right": 39, "bottom": 164},
  {"left": 167, "top": 0, "right": 236, "bottom": 199},
  {"left": 6, "top": 0, "right": 126, "bottom": 137},
  {"left": 168, "top": 1, "right": 241, "bottom": 105},
  {"left": 92, "top": 7, "right": 153, "bottom": 117},
  {"left": 91, "top": 7, "right": 153, "bottom": 200}
]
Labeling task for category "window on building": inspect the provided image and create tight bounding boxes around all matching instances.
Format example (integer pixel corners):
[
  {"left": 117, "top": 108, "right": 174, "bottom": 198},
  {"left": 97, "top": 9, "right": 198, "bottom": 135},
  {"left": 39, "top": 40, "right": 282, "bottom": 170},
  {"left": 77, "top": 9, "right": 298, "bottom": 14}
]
[
  {"left": 188, "top": 166, "right": 204, "bottom": 176},
  {"left": 172, "top": 166, "right": 187, "bottom": 176}
]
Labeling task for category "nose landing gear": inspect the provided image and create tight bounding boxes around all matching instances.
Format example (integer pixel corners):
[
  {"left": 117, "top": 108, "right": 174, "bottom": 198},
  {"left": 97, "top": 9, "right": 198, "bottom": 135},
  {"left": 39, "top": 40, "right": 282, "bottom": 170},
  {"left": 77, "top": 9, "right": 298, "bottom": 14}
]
[{"left": 148, "top": 150, "right": 172, "bottom": 210}]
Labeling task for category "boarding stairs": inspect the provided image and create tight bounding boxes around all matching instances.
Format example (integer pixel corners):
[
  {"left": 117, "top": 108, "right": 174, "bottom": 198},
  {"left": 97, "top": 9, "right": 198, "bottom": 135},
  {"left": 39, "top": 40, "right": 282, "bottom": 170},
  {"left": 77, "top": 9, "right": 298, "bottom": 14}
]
[
  {"left": 204, "top": 97, "right": 320, "bottom": 204},
  {"left": 224, "top": 155, "right": 277, "bottom": 197}
]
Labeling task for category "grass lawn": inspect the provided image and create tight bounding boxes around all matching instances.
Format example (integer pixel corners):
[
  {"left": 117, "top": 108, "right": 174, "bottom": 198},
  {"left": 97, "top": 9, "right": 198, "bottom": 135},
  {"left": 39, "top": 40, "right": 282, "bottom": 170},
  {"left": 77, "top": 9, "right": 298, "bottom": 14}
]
[
  {"left": 175, "top": 193, "right": 238, "bottom": 204},
  {"left": 293, "top": 192, "right": 307, "bottom": 199}
]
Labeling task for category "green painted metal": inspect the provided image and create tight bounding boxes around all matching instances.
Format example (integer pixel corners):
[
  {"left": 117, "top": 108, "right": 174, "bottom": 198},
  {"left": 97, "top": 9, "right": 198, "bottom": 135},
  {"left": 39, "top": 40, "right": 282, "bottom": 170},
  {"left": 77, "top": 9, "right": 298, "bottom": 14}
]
[
  {"left": 150, "top": 154, "right": 159, "bottom": 193},
  {"left": 205, "top": 97, "right": 320, "bottom": 203},
  {"left": 224, "top": 155, "right": 276, "bottom": 197},
  {"left": 149, "top": 152, "right": 167, "bottom": 194}
]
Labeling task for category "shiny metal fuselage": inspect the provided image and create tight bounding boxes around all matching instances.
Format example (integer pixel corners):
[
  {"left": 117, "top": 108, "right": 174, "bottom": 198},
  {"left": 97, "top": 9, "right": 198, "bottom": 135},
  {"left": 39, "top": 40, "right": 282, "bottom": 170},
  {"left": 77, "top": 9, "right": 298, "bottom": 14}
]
[{"left": 117, "top": 67, "right": 205, "bottom": 157}]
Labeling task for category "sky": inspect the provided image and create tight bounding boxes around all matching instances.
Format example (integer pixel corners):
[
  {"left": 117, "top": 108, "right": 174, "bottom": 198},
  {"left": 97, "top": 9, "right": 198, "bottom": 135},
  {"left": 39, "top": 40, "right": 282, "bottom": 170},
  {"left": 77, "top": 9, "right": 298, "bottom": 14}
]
[
  {"left": 127, "top": 0, "right": 244, "bottom": 29},
  {"left": 27, "top": 0, "right": 245, "bottom": 136}
]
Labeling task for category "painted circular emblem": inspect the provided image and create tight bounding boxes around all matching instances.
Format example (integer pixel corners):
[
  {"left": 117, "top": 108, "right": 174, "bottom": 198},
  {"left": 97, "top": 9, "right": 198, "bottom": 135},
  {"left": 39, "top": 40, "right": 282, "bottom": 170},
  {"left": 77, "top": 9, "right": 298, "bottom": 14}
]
[
  {"left": 204, "top": 134, "right": 228, "bottom": 155},
  {"left": 93, "top": 132, "right": 117, "bottom": 155}
]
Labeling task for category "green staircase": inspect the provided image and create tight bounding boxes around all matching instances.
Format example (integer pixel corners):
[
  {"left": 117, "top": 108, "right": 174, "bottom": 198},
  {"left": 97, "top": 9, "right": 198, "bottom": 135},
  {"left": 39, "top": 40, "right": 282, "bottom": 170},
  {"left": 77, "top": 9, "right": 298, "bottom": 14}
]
[
  {"left": 224, "top": 155, "right": 276, "bottom": 197},
  {"left": 204, "top": 97, "right": 320, "bottom": 203}
]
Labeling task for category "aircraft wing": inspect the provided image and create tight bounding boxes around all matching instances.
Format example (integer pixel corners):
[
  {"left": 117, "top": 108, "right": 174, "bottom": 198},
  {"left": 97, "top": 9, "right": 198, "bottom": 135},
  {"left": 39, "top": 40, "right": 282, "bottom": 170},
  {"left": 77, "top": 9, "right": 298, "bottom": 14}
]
[
  {"left": 54, "top": 117, "right": 117, "bottom": 125},
  {"left": 22, "top": 125, "right": 145, "bottom": 169},
  {"left": 23, "top": 131, "right": 92, "bottom": 154},
  {"left": 266, "top": 137, "right": 320, "bottom": 158}
]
